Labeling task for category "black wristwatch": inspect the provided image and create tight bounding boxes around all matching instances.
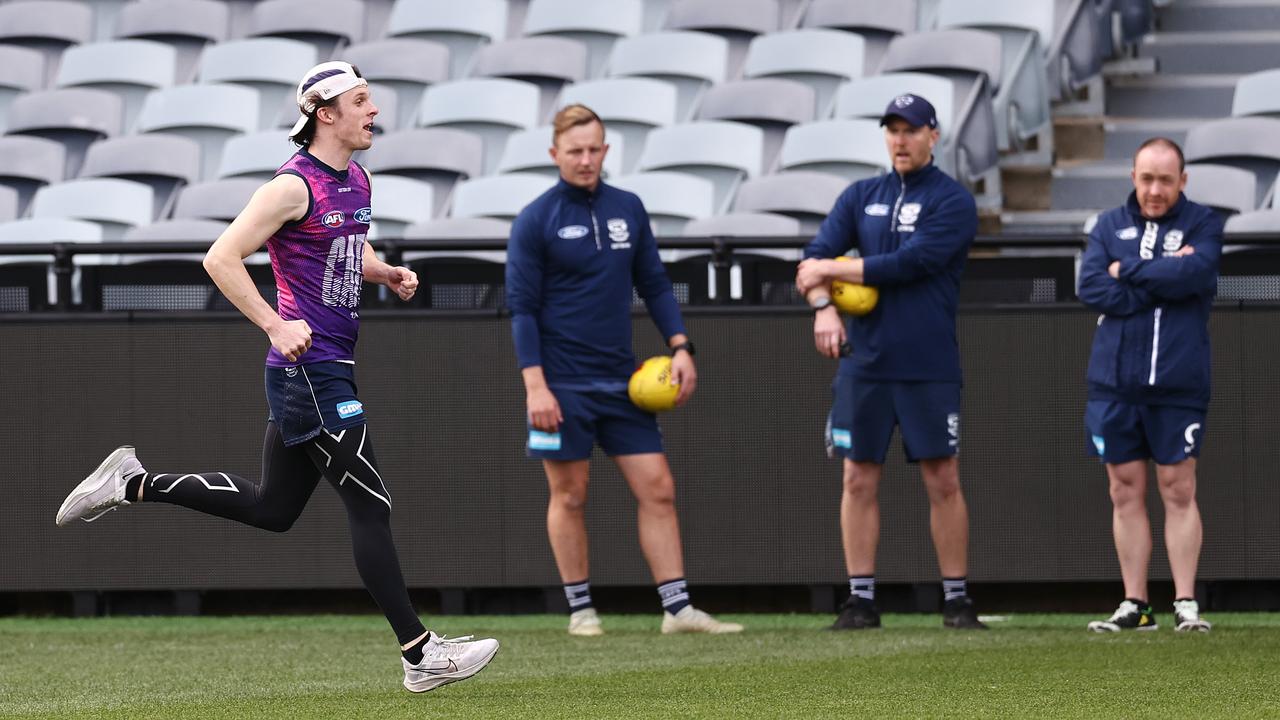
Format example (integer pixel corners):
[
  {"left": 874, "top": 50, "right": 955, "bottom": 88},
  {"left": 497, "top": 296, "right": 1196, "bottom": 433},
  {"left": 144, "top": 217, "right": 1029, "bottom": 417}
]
[
  {"left": 672, "top": 340, "right": 696, "bottom": 358},
  {"left": 811, "top": 296, "right": 833, "bottom": 312}
]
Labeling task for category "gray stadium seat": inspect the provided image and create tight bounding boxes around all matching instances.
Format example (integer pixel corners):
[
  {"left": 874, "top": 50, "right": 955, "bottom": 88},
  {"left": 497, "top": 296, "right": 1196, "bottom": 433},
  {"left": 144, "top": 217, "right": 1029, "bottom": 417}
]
[
  {"left": 136, "top": 83, "right": 260, "bottom": 182},
  {"left": 125, "top": 217, "right": 227, "bottom": 242},
  {"left": 172, "top": 177, "right": 261, "bottom": 222},
  {"left": 55, "top": 40, "right": 177, "bottom": 131},
  {"left": 558, "top": 77, "right": 678, "bottom": 173},
  {"left": 342, "top": 39, "right": 451, "bottom": 130},
  {"left": 1184, "top": 116, "right": 1280, "bottom": 209},
  {"left": 401, "top": 216, "right": 512, "bottom": 268},
  {"left": 0, "top": 135, "right": 66, "bottom": 217},
  {"left": 198, "top": 38, "right": 316, "bottom": 130},
  {"left": 694, "top": 78, "right": 814, "bottom": 172},
  {"left": 1184, "top": 163, "right": 1257, "bottom": 217},
  {"left": 361, "top": 128, "right": 484, "bottom": 217},
  {"left": 522, "top": 0, "right": 644, "bottom": 79},
  {"left": 729, "top": 171, "right": 849, "bottom": 234},
  {"left": 1232, "top": 69, "right": 1280, "bottom": 118},
  {"left": 609, "top": 171, "right": 715, "bottom": 236},
  {"left": 386, "top": 0, "right": 509, "bottom": 78},
  {"left": 741, "top": 29, "right": 866, "bottom": 117},
  {"left": 30, "top": 177, "right": 153, "bottom": 241},
  {"left": 0, "top": 186, "right": 17, "bottom": 223},
  {"left": 0, "top": 1, "right": 94, "bottom": 86},
  {"left": 472, "top": 36, "right": 588, "bottom": 119},
  {"left": 801, "top": 0, "right": 914, "bottom": 72},
  {"left": 248, "top": 0, "right": 366, "bottom": 59},
  {"left": 113, "top": 0, "right": 230, "bottom": 83},
  {"left": 1225, "top": 210, "right": 1280, "bottom": 233},
  {"left": 496, "top": 126, "right": 624, "bottom": 179},
  {"left": 79, "top": 133, "right": 201, "bottom": 218},
  {"left": 778, "top": 119, "right": 888, "bottom": 183},
  {"left": 450, "top": 173, "right": 556, "bottom": 220},
  {"left": 0, "top": 218, "right": 102, "bottom": 280},
  {"left": 661, "top": 0, "right": 781, "bottom": 77},
  {"left": 684, "top": 211, "right": 801, "bottom": 237},
  {"left": 416, "top": 78, "right": 542, "bottom": 175},
  {"left": 215, "top": 130, "right": 298, "bottom": 180},
  {"left": 635, "top": 120, "right": 764, "bottom": 213},
  {"left": 0, "top": 46, "right": 46, "bottom": 133},
  {"left": 366, "top": 175, "right": 435, "bottom": 240},
  {"left": 4, "top": 88, "right": 122, "bottom": 178},
  {"left": 606, "top": 31, "right": 728, "bottom": 121}
]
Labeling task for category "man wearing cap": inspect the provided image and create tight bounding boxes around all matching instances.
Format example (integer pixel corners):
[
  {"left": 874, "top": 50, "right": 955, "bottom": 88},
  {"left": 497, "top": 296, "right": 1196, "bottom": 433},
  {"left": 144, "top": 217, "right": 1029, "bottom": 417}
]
[
  {"left": 54, "top": 62, "right": 500, "bottom": 692},
  {"left": 795, "top": 94, "right": 985, "bottom": 630}
]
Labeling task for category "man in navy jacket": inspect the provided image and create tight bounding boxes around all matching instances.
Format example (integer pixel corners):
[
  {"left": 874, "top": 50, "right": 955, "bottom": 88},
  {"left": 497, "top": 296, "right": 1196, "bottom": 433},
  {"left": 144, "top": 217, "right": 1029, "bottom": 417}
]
[
  {"left": 1078, "top": 138, "right": 1221, "bottom": 633},
  {"left": 506, "top": 104, "right": 742, "bottom": 637},
  {"left": 796, "top": 94, "right": 985, "bottom": 630}
]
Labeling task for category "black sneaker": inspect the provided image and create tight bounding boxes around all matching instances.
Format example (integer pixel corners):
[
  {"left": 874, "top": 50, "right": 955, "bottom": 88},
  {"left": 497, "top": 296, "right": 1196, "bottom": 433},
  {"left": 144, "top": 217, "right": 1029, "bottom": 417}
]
[
  {"left": 1087, "top": 599, "right": 1158, "bottom": 632},
  {"left": 1173, "top": 599, "right": 1212, "bottom": 633},
  {"left": 943, "top": 596, "right": 988, "bottom": 629},
  {"left": 829, "top": 597, "right": 881, "bottom": 630}
]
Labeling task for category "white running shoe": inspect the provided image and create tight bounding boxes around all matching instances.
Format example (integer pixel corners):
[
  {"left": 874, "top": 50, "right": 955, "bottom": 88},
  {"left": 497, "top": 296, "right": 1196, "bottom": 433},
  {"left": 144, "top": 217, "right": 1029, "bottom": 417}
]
[
  {"left": 568, "top": 607, "right": 604, "bottom": 636},
  {"left": 402, "top": 633, "right": 500, "bottom": 693},
  {"left": 661, "top": 606, "right": 744, "bottom": 635},
  {"left": 56, "top": 446, "right": 143, "bottom": 526},
  {"left": 1173, "top": 599, "right": 1213, "bottom": 633}
]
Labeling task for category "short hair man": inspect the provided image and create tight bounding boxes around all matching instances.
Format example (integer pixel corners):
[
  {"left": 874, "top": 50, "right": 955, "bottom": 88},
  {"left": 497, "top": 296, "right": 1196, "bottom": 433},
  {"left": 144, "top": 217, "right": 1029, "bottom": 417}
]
[
  {"left": 796, "top": 94, "right": 986, "bottom": 630},
  {"left": 1078, "top": 137, "right": 1222, "bottom": 632},
  {"left": 505, "top": 104, "right": 742, "bottom": 637},
  {"left": 55, "top": 62, "right": 499, "bottom": 691}
]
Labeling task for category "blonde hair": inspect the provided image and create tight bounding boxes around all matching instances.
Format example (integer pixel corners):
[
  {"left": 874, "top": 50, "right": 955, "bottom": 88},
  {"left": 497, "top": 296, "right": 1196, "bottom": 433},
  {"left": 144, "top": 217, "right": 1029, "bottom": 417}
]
[{"left": 552, "top": 104, "right": 604, "bottom": 145}]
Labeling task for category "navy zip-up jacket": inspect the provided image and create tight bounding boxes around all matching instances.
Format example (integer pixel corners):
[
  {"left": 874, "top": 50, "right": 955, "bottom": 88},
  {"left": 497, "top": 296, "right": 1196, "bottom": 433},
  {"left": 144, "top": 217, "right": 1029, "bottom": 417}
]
[
  {"left": 506, "top": 178, "right": 686, "bottom": 388},
  {"left": 1078, "top": 192, "right": 1222, "bottom": 409},
  {"left": 804, "top": 162, "right": 977, "bottom": 382}
]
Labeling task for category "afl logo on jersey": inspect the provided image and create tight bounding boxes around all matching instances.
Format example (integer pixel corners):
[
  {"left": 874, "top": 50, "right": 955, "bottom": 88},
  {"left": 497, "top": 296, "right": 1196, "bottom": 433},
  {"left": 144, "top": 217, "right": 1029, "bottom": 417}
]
[
  {"left": 355, "top": 207, "right": 372, "bottom": 224},
  {"left": 322, "top": 211, "right": 345, "bottom": 228}
]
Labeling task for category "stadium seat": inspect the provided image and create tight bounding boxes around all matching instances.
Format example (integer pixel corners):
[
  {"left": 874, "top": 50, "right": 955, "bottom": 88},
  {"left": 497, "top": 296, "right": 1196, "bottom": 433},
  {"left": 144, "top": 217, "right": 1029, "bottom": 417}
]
[
  {"left": 1184, "top": 163, "right": 1257, "bottom": 218},
  {"left": 471, "top": 36, "right": 588, "bottom": 119},
  {"left": 558, "top": 77, "right": 678, "bottom": 173},
  {"left": 661, "top": 0, "right": 781, "bottom": 77},
  {"left": 0, "top": 186, "right": 17, "bottom": 223},
  {"left": 0, "top": 0, "right": 94, "bottom": 86},
  {"left": 1225, "top": 209, "right": 1280, "bottom": 233},
  {"left": 606, "top": 31, "right": 729, "bottom": 121},
  {"left": 113, "top": 0, "right": 230, "bottom": 83},
  {"left": 801, "top": 0, "right": 915, "bottom": 72},
  {"left": 125, "top": 217, "right": 227, "bottom": 243},
  {"left": 1232, "top": 69, "right": 1280, "bottom": 118},
  {"left": 416, "top": 78, "right": 542, "bottom": 175},
  {"left": 4, "top": 88, "right": 122, "bottom": 178},
  {"left": 450, "top": 173, "right": 556, "bottom": 220},
  {"left": 694, "top": 78, "right": 815, "bottom": 172},
  {"left": 135, "top": 83, "right": 260, "bottom": 183},
  {"left": 729, "top": 171, "right": 848, "bottom": 234},
  {"left": 366, "top": 174, "right": 435, "bottom": 240},
  {"left": 341, "top": 39, "right": 450, "bottom": 130},
  {"left": 30, "top": 177, "right": 153, "bottom": 241},
  {"left": 0, "top": 135, "right": 66, "bottom": 217},
  {"left": 741, "top": 29, "right": 866, "bottom": 117},
  {"left": 198, "top": 38, "right": 316, "bottom": 130},
  {"left": 1184, "top": 116, "right": 1280, "bottom": 209},
  {"left": 496, "top": 126, "right": 624, "bottom": 179},
  {"left": 634, "top": 120, "right": 764, "bottom": 213},
  {"left": 0, "top": 217, "right": 102, "bottom": 277},
  {"left": 777, "top": 119, "right": 887, "bottom": 184},
  {"left": 361, "top": 128, "right": 483, "bottom": 217},
  {"left": 522, "top": 0, "right": 644, "bottom": 79},
  {"left": 385, "top": 0, "right": 509, "bottom": 78},
  {"left": 172, "top": 177, "right": 260, "bottom": 222},
  {"left": 247, "top": 0, "right": 366, "bottom": 59},
  {"left": 683, "top": 211, "right": 801, "bottom": 237},
  {"left": 214, "top": 131, "right": 298, "bottom": 180},
  {"left": 399, "top": 216, "right": 511, "bottom": 305},
  {"left": 608, "top": 171, "right": 715, "bottom": 236},
  {"left": 0, "top": 46, "right": 46, "bottom": 133},
  {"left": 55, "top": 40, "right": 177, "bottom": 131},
  {"left": 79, "top": 134, "right": 201, "bottom": 218}
]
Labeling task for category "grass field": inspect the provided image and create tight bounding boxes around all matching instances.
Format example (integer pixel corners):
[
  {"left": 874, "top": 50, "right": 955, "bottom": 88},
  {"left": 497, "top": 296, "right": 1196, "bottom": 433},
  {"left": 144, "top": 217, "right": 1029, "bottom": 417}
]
[{"left": 2, "top": 613, "right": 1279, "bottom": 719}]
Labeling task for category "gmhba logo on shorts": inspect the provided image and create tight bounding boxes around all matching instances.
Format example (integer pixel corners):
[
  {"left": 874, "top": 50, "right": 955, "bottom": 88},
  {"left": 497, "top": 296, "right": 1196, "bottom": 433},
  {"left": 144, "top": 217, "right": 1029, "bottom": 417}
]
[{"left": 336, "top": 400, "right": 363, "bottom": 419}]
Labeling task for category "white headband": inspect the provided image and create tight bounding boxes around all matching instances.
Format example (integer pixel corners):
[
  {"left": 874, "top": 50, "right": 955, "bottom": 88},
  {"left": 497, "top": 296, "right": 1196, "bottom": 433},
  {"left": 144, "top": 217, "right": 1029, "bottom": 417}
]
[{"left": 289, "top": 61, "right": 369, "bottom": 136}]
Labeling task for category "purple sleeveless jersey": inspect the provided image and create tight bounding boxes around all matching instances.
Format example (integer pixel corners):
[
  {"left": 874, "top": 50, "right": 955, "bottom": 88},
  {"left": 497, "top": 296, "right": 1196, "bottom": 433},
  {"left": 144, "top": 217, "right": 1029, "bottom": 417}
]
[{"left": 265, "top": 150, "right": 372, "bottom": 367}]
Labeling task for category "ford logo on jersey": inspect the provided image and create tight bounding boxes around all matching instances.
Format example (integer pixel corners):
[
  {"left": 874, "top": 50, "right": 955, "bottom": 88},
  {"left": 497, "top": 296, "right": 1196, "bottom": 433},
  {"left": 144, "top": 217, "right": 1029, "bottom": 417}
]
[
  {"left": 336, "top": 400, "right": 363, "bottom": 419},
  {"left": 354, "top": 207, "right": 372, "bottom": 224},
  {"left": 557, "top": 225, "right": 589, "bottom": 239},
  {"left": 323, "top": 211, "right": 345, "bottom": 228}
]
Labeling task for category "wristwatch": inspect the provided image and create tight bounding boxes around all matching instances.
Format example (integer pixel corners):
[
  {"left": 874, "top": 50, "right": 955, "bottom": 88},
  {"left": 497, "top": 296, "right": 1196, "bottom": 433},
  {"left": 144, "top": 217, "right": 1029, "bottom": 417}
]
[
  {"left": 672, "top": 340, "right": 696, "bottom": 357},
  {"left": 811, "top": 296, "right": 833, "bottom": 312}
]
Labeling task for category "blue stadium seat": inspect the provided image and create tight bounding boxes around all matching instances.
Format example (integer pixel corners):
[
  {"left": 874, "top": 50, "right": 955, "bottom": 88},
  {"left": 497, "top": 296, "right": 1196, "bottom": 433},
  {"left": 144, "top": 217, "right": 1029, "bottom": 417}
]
[
  {"left": 113, "top": 0, "right": 230, "bottom": 83},
  {"left": 606, "top": 31, "right": 728, "bottom": 121},
  {"left": 558, "top": 77, "right": 678, "bottom": 173},
  {"left": 741, "top": 29, "right": 866, "bottom": 117},
  {"left": 416, "top": 78, "right": 542, "bottom": 175},
  {"left": 386, "top": 0, "right": 509, "bottom": 78},
  {"left": 635, "top": 120, "right": 764, "bottom": 213},
  {"left": 136, "top": 83, "right": 259, "bottom": 182},
  {"left": 522, "top": 0, "right": 644, "bottom": 78},
  {"left": 342, "top": 39, "right": 451, "bottom": 130},
  {"left": 198, "top": 38, "right": 316, "bottom": 130},
  {"left": 55, "top": 39, "right": 177, "bottom": 131}
]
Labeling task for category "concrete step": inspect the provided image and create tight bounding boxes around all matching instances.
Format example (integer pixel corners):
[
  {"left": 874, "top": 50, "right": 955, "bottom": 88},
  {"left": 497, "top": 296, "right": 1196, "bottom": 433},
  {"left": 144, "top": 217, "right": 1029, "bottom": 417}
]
[
  {"left": 1140, "top": 31, "right": 1280, "bottom": 74},
  {"left": 1050, "top": 162, "right": 1132, "bottom": 210},
  {"left": 1105, "top": 74, "right": 1238, "bottom": 119},
  {"left": 1156, "top": 0, "right": 1280, "bottom": 33},
  {"left": 1000, "top": 209, "right": 1100, "bottom": 235},
  {"left": 1101, "top": 117, "right": 1199, "bottom": 159}
]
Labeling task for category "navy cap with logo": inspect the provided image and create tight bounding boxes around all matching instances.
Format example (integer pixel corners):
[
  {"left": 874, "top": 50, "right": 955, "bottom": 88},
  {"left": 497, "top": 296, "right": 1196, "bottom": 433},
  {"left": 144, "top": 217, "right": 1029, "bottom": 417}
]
[{"left": 879, "top": 93, "right": 938, "bottom": 130}]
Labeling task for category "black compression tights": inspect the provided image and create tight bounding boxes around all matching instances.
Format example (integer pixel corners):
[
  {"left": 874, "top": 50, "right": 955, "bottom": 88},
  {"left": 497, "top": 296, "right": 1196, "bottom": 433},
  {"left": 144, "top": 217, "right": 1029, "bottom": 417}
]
[{"left": 135, "top": 422, "right": 426, "bottom": 645}]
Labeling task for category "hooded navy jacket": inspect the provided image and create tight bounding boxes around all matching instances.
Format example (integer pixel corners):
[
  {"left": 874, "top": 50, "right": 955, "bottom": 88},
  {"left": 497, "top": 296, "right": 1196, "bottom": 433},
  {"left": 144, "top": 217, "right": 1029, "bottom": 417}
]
[
  {"left": 506, "top": 178, "right": 685, "bottom": 389},
  {"left": 1078, "top": 192, "right": 1222, "bottom": 409},
  {"left": 804, "top": 162, "right": 977, "bottom": 383}
]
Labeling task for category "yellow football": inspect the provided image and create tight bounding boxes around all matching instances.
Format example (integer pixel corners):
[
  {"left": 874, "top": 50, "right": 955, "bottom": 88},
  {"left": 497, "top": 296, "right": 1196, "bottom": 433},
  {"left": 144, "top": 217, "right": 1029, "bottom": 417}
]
[
  {"left": 831, "top": 256, "right": 878, "bottom": 316},
  {"left": 628, "top": 356, "right": 679, "bottom": 412}
]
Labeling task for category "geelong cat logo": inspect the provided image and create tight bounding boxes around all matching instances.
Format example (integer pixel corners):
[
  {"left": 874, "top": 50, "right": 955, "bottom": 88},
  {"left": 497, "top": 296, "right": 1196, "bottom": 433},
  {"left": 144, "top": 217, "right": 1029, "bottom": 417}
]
[{"left": 322, "top": 211, "right": 345, "bottom": 228}]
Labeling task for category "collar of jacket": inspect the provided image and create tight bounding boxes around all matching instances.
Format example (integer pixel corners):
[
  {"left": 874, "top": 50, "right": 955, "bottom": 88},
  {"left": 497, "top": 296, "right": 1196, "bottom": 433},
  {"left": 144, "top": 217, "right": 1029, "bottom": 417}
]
[
  {"left": 1126, "top": 190, "right": 1187, "bottom": 223},
  {"left": 555, "top": 177, "right": 603, "bottom": 202},
  {"left": 890, "top": 159, "right": 939, "bottom": 186}
]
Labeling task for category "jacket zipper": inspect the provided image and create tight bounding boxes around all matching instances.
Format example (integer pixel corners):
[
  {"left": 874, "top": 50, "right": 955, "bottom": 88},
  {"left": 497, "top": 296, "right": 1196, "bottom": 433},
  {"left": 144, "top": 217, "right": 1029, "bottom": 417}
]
[
  {"left": 1148, "top": 307, "right": 1162, "bottom": 385},
  {"left": 588, "top": 198, "right": 601, "bottom": 251},
  {"left": 890, "top": 171, "right": 907, "bottom": 236}
]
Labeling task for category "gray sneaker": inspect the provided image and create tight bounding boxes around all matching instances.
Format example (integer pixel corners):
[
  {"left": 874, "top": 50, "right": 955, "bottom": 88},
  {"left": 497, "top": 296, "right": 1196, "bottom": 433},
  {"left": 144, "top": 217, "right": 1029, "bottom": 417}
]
[
  {"left": 402, "top": 633, "right": 500, "bottom": 693},
  {"left": 56, "top": 446, "right": 142, "bottom": 526}
]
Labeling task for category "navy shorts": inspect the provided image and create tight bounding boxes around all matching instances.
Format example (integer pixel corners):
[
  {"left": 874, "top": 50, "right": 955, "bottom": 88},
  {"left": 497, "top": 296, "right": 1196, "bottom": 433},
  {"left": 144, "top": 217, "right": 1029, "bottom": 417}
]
[
  {"left": 1085, "top": 400, "right": 1205, "bottom": 465},
  {"left": 527, "top": 387, "right": 663, "bottom": 461},
  {"left": 265, "top": 361, "right": 367, "bottom": 446},
  {"left": 826, "top": 376, "right": 961, "bottom": 463}
]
